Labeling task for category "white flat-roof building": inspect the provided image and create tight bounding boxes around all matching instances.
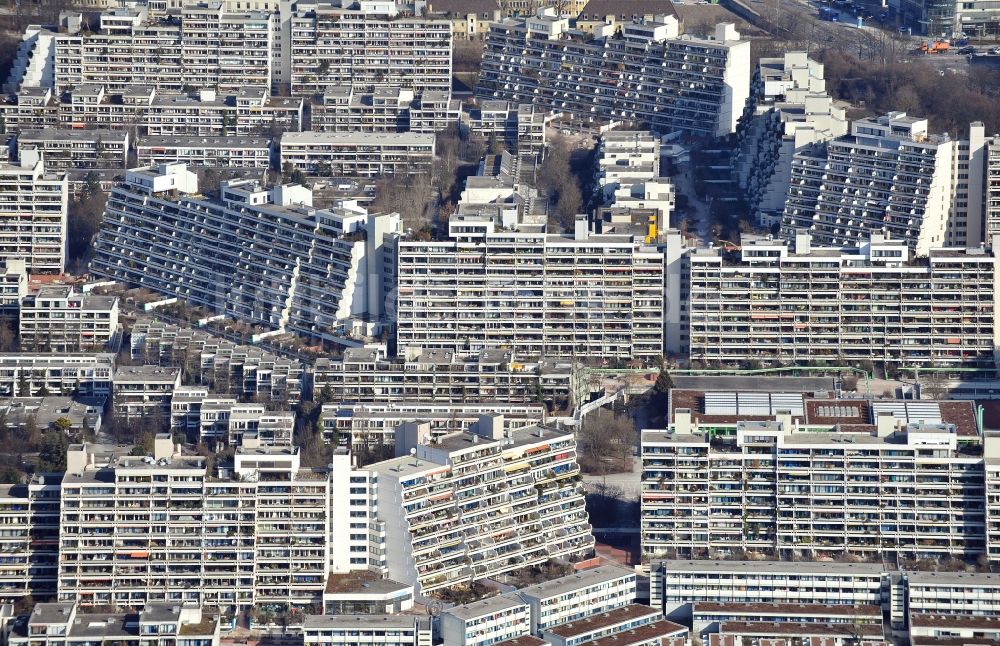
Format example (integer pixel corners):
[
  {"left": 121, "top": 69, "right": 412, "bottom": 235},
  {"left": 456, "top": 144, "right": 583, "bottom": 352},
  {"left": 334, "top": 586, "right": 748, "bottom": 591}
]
[
  {"left": 0, "top": 259, "right": 27, "bottom": 310},
  {"left": 0, "top": 353, "right": 114, "bottom": 397},
  {"left": 515, "top": 565, "right": 637, "bottom": 634},
  {"left": 136, "top": 136, "right": 271, "bottom": 168},
  {"left": 58, "top": 439, "right": 329, "bottom": 612},
  {"left": 311, "top": 87, "right": 460, "bottom": 134},
  {"left": 687, "top": 232, "right": 1000, "bottom": 367},
  {"left": 596, "top": 131, "right": 674, "bottom": 236},
  {"left": 19, "top": 287, "right": 120, "bottom": 353},
  {"left": 0, "top": 150, "right": 67, "bottom": 274},
  {"left": 301, "top": 614, "right": 431, "bottom": 646},
  {"left": 279, "top": 131, "right": 435, "bottom": 177},
  {"left": 440, "top": 595, "right": 531, "bottom": 646},
  {"left": 112, "top": 365, "right": 181, "bottom": 422},
  {"left": 17, "top": 128, "right": 129, "bottom": 171}
]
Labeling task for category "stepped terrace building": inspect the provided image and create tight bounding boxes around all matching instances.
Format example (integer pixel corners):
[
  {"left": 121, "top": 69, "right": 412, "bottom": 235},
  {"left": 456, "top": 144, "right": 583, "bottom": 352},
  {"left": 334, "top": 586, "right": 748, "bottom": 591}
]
[
  {"left": 287, "top": 2, "right": 452, "bottom": 96},
  {"left": 58, "top": 437, "right": 329, "bottom": 612},
  {"left": 477, "top": 11, "right": 750, "bottom": 137},
  {"left": 641, "top": 395, "right": 992, "bottom": 563},
  {"left": 780, "top": 112, "right": 987, "bottom": 253},
  {"left": 687, "top": 232, "right": 1000, "bottom": 368},
  {"left": 89, "top": 164, "right": 400, "bottom": 346},
  {"left": 397, "top": 221, "right": 669, "bottom": 362},
  {"left": 367, "top": 424, "right": 593, "bottom": 594}
]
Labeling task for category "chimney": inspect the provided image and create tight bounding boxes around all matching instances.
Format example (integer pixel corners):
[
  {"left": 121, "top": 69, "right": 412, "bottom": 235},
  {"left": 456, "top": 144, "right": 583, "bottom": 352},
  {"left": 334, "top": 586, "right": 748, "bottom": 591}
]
[{"left": 153, "top": 433, "right": 174, "bottom": 460}]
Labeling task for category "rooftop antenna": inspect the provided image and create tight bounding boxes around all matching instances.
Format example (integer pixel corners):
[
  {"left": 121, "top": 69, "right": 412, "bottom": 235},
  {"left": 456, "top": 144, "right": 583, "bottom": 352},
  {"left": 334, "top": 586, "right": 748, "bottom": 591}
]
[{"left": 410, "top": 447, "right": 420, "bottom": 467}]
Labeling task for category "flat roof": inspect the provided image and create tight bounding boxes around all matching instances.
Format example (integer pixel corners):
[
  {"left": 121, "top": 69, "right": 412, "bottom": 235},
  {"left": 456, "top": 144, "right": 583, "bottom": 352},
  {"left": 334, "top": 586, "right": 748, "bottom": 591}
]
[
  {"left": 544, "top": 605, "right": 662, "bottom": 638},
  {"left": 302, "top": 614, "right": 422, "bottom": 630},
  {"left": 325, "top": 570, "right": 411, "bottom": 595},
  {"left": 113, "top": 365, "right": 180, "bottom": 382},
  {"left": 670, "top": 376, "right": 834, "bottom": 392},
  {"left": 654, "top": 559, "right": 885, "bottom": 576},
  {"left": 280, "top": 131, "right": 435, "bottom": 146},
  {"left": 443, "top": 594, "right": 526, "bottom": 621},
  {"left": 518, "top": 565, "right": 634, "bottom": 600},
  {"left": 719, "top": 621, "right": 883, "bottom": 637},
  {"left": 139, "top": 135, "right": 270, "bottom": 148},
  {"left": 907, "top": 570, "right": 1000, "bottom": 585},
  {"left": 585, "top": 619, "right": 687, "bottom": 646},
  {"left": 694, "top": 602, "right": 882, "bottom": 617},
  {"left": 909, "top": 613, "right": 1000, "bottom": 630}
]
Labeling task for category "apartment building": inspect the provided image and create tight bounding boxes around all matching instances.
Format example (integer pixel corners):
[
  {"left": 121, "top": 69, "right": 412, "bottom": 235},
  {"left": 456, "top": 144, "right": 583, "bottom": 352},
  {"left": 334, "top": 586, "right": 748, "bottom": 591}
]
[
  {"left": 58, "top": 437, "right": 329, "bottom": 612},
  {"left": 691, "top": 602, "right": 883, "bottom": 638},
  {"left": 467, "top": 102, "right": 548, "bottom": 156},
  {"left": 516, "top": 565, "right": 637, "bottom": 634},
  {"left": 313, "top": 347, "right": 576, "bottom": 409},
  {"left": 56, "top": 84, "right": 150, "bottom": 133},
  {"left": 0, "top": 353, "right": 114, "bottom": 398},
  {"left": 130, "top": 320, "right": 304, "bottom": 404},
  {"left": 649, "top": 560, "right": 889, "bottom": 620},
  {"left": 541, "top": 606, "right": 686, "bottom": 646},
  {"left": 0, "top": 149, "right": 67, "bottom": 274},
  {"left": 906, "top": 570, "right": 1000, "bottom": 615},
  {"left": 311, "top": 88, "right": 460, "bottom": 134},
  {"left": 323, "top": 401, "right": 547, "bottom": 448},
  {"left": 112, "top": 365, "right": 181, "bottom": 422},
  {"left": 145, "top": 88, "right": 303, "bottom": 137},
  {"left": 321, "top": 570, "right": 415, "bottom": 615},
  {"left": 780, "top": 112, "right": 986, "bottom": 254},
  {"left": 301, "top": 615, "right": 431, "bottom": 646},
  {"left": 279, "top": 131, "right": 435, "bottom": 177},
  {"left": 397, "top": 223, "right": 668, "bottom": 362},
  {"left": 287, "top": 2, "right": 452, "bottom": 96},
  {"left": 0, "top": 259, "right": 27, "bottom": 310},
  {"left": 19, "top": 287, "right": 120, "bottom": 353},
  {"left": 596, "top": 131, "right": 674, "bottom": 236},
  {"left": 16, "top": 128, "right": 129, "bottom": 171},
  {"left": 734, "top": 52, "right": 848, "bottom": 226},
  {"left": 6, "top": 603, "right": 220, "bottom": 646},
  {"left": 136, "top": 136, "right": 272, "bottom": 168},
  {"left": 986, "top": 136, "right": 1000, "bottom": 241},
  {"left": 169, "top": 391, "right": 293, "bottom": 446},
  {"left": 53, "top": 6, "right": 271, "bottom": 93},
  {"left": 0, "top": 87, "right": 60, "bottom": 135},
  {"left": 687, "top": 232, "right": 1000, "bottom": 367},
  {"left": 90, "top": 165, "right": 400, "bottom": 345},
  {"left": 440, "top": 596, "right": 531, "bottom": 646},
  {"left": 0, "top": 473, "right": 61, "bottom": 602},
  {"left": 478, "top": 11, "right": 750, "bottom": 137},
  {"left": 642, "top": 393, "right": 989, "bottom": 562},
  {"left": 425, "top": 0, "right": 502, "bottom": 39},
  {"left": 368, "top": 424, "right": 593, "bottom": 593},
  {"left": 908, "top": 614, "right": 1000, "bottom": 646}
]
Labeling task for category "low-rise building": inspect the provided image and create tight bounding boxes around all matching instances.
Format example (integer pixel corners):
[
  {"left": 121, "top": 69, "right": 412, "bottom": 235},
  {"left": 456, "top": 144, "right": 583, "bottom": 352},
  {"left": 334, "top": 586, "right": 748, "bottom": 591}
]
[
  {"left": 279, "top": 131, "right": 435, "bottom": 177},
  {"left": 16, "top": 128, "right": 129, "bottom": 171},
  {"left": 112, "top": 365, "right": 181, "bottom": 422},
  {"left": 0, "top": 353, "right": 114, "bottom": 397},
  {"left": 425, "top": 0, "right": 501, "bottom": 39},
  {"left": 596, "top": 131, "right": 673, "bottom": 236},
  {"left": 301, "top": 614, "right": 431, "bottom": 646},
  {"left": 906, "top": 571, "right": 1000, "bottom": 616},
  {"left": 136, "top": 136, "right": 271, "bottom": 168},
  {"left": 314, "top": 347, "right": 576, "bottom": 410},
  {"left": 908, "top": 613, "right": 1000, "bottom": 646},
  {"left": 6, "top": 603, "right": 220, "bottom": 646},
  {"left": 691, "top": 602, "right": 883, "bottom": 638},
  {"left": 516, "top": 565, "right": 637, "bottom": 634},
  {"left": 323, "top": 401, "right": 547, "bottom": 448},
  {"left": 145, "top": 88, "right": 303, "bottom": 137},
  {"left": 311, "top": 88, "right": 460, "bottom": 134},
  {"left": 440, "top": 595, "right": 531, "bottom": 646},
  {"left": 322, "top": 571, "right": 414, "bottom": 615},
  {"left": 467, "top": 101, "right": 548, "bottom": 156},
  {"left": 0, "top": 396, "right": 102, "bottom": 438},
  {"left": 541, "top": 605, "right": 686, "bottom": 646},
  {"left": 19, "top": 287, "right": 119, "bottom": 353}
]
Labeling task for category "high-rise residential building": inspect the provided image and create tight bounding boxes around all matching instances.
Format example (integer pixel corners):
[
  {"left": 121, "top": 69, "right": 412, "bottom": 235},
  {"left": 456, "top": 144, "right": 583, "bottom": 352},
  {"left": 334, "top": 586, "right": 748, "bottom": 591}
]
[
  {"left": 687, "top": 232, "right": 1000, "bottom": 367},
  {"left": 986, "top": 135, "right": 1000, "bottom": 240},
  {"left": 0, "top": 259, "right": 27, "bottom": 310},
  {"left": 364, "top": 424, "right": 592, "bottom": 594},
  {"left": 397, "top": 220, "right": 670, "bottom": 362},
  {"left": 596, "top": 131, "right": 675, "bottom": 236},
  {"left": 0, "top": 473, "right": 61, "bottom": 602},
  {"left": 52, "top": 6, "right": 272, "bottom": 93},
  {"left": 641, "top": 395, "right": 993, "bottom": 562},
  {"left": 58, "top": 437, "right": 329, "bottom": 612},
  {"left": 780, "top": 112, "right": 987, "bottom": 254},
  {"left": 477, "top": 11, "right": 750, "bottom": 138},
  {"left": 19, "top": 287, "right": 120, "bottom": 353},
  {"left": 734, "top": 52, "right": 848, "bottom": 227},
  {"left": 0, "top": 149, "right": 67, "bottom": 274},
  {"left": 286, "top": 2, "right": 453, "bottom": 96},
  {"left": 90, "top": 164, "right": 400, "bottom": 345}
]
